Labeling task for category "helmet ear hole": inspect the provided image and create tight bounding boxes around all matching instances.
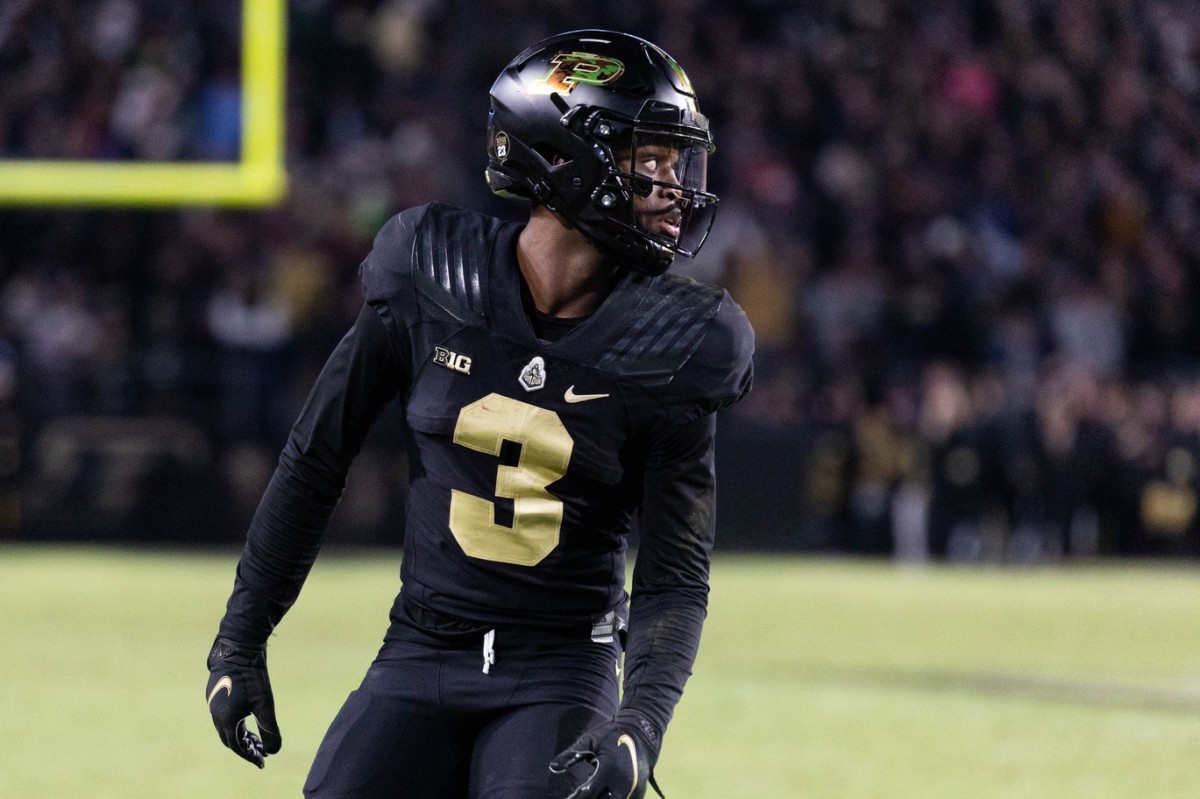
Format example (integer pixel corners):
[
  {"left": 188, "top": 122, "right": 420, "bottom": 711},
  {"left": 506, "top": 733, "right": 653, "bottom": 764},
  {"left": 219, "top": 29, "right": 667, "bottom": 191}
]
[{"left": 532, "top": 146, "right": 571, "bottom": 167}]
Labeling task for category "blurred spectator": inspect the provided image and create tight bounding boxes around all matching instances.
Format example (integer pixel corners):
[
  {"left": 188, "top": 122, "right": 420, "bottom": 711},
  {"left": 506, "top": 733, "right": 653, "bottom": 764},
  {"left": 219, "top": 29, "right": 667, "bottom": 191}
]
[
  {"left": 205, "top": 263, "right": 293, "bottom": 444},
  {"left": 15, "top": 272, "right": 103, "bottom": 421},
  {"left": 919, "top": 362, "right": 991, "bottom": 561}
]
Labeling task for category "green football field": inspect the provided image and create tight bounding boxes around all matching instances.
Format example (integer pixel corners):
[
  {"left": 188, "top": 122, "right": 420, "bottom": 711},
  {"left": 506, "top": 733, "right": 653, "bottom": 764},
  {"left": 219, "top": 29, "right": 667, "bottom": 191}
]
[{"left": 2, "top": 546, "right": 1199, "bottom": 798}]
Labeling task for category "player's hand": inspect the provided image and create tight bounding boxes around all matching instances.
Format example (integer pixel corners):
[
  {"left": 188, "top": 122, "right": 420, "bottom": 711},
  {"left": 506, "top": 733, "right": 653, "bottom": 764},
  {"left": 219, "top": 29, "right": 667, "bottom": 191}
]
[
  {"left": 549, "top": 712, "right": 660, "bottom": 799},
  {"left": 205, "top": 637, "right": 282, "bottom": 768}
]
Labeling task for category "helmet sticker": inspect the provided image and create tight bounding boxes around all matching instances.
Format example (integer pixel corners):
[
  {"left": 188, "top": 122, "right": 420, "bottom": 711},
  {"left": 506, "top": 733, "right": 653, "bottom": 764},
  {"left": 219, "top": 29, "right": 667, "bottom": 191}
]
[
  {"left": 494, "top": 131, "right": 510, "bottom": 161},
  {"left": 527, "top": 51, "right": 625, "bottom": 95}
]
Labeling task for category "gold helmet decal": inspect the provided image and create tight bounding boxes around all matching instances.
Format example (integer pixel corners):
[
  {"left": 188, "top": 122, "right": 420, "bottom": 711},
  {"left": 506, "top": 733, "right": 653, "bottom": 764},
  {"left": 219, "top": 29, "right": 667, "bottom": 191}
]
[{"left": 527, "top": 51, "right": 625, "bottom": 95}]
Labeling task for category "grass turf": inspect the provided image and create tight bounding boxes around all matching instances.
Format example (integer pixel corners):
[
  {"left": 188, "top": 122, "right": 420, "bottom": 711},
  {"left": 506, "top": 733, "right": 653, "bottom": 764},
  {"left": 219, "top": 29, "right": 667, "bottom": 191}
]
[{"left": 2, "top": 546, "right": 1199, "bottom": 798}]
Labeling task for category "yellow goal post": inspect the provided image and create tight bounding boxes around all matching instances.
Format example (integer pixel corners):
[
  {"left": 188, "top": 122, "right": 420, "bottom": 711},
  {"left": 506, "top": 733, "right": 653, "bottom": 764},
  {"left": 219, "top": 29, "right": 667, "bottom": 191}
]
[{"left": 0, "top": 0, "right": 286, "bottom": 207}]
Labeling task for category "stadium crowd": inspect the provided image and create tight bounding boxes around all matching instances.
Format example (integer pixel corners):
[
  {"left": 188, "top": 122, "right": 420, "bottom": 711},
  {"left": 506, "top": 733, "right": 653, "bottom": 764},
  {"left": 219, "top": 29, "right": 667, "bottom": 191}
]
[{"left": 2, "top": 0, "right": 1200, "bottom": 558}]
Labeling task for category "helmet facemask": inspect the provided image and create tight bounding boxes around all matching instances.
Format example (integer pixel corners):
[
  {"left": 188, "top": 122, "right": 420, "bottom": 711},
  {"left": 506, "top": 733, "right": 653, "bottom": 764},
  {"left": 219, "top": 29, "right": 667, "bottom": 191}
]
[{"left": 561, "top": 104, "right": 719, "bottom": 275}]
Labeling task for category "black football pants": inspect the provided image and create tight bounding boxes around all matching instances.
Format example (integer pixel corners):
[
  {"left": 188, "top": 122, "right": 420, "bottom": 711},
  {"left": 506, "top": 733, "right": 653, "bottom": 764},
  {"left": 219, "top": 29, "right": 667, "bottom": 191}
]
[{"left": 303, "top": 629, "right": 621, "bottom": 798}]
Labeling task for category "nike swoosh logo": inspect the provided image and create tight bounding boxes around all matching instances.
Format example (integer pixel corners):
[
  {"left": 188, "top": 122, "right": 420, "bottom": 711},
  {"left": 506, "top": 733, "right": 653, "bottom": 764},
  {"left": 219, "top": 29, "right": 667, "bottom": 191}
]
[
  {"left": 564, "top": 385, "right": 609, "bottom": 403},
  {"left": 207, "top": 675, "right": 233, "bottom": 708},
  {"left": 617, "top": 734, "right": 639, "bottom": 799}
]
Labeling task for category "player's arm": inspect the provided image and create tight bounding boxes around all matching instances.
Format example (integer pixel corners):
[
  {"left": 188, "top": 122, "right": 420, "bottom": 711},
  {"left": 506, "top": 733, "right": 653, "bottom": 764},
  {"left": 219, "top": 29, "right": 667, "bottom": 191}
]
[
  {"left": 623, "top": 409, "right": 718, "bottom": 733},
  {"left": 553, "top": 294, "right": 753, "bottom": 798},
  {"left": 216, "top": 302, "right": 406, "bottom": 641},
  {"left": 207, "top": 300, "right": 408, "bottom": 767},
  {"left": 551, "top": 412, "right": 718, "bottom": 798}
]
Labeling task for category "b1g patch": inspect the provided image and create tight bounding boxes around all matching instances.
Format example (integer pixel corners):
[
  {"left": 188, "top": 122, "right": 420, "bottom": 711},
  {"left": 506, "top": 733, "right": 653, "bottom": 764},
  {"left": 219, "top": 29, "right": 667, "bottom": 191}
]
[
  {"left": 527, "top": 51, "right": 625, "bottom": 95},
  {"left": 519, "top": 356, "right": 546, "bottom": 391},
  {"left": 434, "top": 346, "right": 472, "bottom": 374}
]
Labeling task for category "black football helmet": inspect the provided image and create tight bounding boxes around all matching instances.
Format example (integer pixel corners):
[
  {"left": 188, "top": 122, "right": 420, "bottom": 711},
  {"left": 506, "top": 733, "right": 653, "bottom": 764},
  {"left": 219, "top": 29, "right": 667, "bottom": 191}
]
[{"left": 487, "top": 29, "right": 718, "bottom": 276}]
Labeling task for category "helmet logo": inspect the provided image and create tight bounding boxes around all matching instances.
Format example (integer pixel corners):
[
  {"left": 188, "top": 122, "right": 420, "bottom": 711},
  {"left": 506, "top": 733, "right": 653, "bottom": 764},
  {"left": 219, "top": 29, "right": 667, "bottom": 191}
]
[
  {"left": 494, "top": 131, "right": 510, "bottom": 161},
  {"left": 528, "top": 51, "right": 625, "bottom": 95}
]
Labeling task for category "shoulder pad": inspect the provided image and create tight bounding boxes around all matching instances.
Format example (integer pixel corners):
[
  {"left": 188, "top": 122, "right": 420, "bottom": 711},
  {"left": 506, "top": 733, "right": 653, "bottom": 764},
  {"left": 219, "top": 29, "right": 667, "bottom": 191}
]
[
  {"left": 412, "top": 203, "right": 512, "bottom": 325},
  {"left": 594, "top": 273, "right": 726, "bottom": 386}
]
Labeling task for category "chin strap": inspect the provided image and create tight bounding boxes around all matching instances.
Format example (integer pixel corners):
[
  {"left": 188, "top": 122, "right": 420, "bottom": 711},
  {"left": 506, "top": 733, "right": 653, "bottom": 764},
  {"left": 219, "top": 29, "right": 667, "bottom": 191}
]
[{"left": 572, "top": 217, "right": 673, "bottom": 276}]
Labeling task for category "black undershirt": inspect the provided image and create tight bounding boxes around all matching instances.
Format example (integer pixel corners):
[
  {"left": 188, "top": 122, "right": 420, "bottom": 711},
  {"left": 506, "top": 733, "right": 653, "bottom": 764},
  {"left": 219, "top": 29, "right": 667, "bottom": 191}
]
[
  {"left": 530, "top": 308, "right": 586, "bottom": 342},
  {"left": 519, "top": 274, "right": 590, "bottom": 343}
]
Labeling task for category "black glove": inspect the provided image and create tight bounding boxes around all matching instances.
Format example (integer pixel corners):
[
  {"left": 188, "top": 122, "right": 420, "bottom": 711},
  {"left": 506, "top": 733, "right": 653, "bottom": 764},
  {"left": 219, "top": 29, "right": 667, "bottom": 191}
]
[
  {"left": 550, "top": 711, "right": 662, "bottom": 799},
  {"left": 205, "top": 637, "right": 282, "bottom": 768}
]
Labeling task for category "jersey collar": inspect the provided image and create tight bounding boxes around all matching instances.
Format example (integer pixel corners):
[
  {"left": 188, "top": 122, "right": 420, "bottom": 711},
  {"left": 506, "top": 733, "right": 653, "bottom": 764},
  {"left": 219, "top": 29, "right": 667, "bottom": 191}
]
[{"left": 489, "top": 222, "right": 649, "bottom": 364}]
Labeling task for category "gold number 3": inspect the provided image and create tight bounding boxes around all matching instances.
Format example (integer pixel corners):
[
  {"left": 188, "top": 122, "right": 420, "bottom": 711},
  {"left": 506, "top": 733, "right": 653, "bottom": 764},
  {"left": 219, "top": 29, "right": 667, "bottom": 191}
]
[{"left": 449, "top": 393, "right": 575, "bottom": 566}]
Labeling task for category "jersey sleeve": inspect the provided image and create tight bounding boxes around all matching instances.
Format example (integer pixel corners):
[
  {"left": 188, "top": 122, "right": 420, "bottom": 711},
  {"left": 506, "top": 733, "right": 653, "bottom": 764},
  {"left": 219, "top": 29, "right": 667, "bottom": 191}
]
[
  {"left": 359, "top": 206, "right": 426, "bottom": 342},
  {"left": 216, "top": 302, "right": 408, "bottom": 646},
  {"left": 618, "top": 289, "right": 754, "bottom": 746},
  {"left": 663, "top": 290, "right": 755, "bottom": 425},
  {"left": 619, "top": 411, "right": 718, "bottom": 748}
]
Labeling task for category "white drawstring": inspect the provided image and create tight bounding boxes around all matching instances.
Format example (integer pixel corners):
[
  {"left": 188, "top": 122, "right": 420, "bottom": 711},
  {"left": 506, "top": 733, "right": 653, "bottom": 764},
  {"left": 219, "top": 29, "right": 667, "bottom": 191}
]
[{"left": 482, "top": 629, "right": 496, "bottom": 674}]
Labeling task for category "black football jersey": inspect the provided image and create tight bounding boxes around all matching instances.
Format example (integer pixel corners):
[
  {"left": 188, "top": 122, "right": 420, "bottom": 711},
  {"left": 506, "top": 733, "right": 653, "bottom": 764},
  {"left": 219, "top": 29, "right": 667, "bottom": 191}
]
[
  {"left": 357, "top": 203, "right": 753, "bottom": 628},
  {"left": 218, "top": 203, "right": 752, "bottom": 734}
]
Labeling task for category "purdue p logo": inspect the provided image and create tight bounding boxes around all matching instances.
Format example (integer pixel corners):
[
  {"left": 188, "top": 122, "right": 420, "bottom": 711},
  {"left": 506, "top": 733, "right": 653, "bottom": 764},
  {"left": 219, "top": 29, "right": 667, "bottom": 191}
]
[{"left": 528, "top": 51, "right": 625, "bottom": 95}]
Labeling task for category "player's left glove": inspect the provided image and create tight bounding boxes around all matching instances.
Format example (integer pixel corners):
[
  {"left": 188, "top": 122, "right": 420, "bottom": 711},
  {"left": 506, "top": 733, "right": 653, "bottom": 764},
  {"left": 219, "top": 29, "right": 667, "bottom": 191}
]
[
  {"left": 550, "top": 710, "right": 663, "bottom": 799},
  {"left": 205, "top": 637, "right": 282, "bottom": 769}
]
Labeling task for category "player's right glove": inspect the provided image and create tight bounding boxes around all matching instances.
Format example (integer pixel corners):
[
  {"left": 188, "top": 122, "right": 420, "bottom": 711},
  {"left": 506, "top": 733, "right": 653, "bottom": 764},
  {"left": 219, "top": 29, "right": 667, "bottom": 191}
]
[
  {"left": 205, "top": 637, "right": 282, "bottom": 769},
  {"left": 550, "top": 711, "right": 663, "bottom": 799}
]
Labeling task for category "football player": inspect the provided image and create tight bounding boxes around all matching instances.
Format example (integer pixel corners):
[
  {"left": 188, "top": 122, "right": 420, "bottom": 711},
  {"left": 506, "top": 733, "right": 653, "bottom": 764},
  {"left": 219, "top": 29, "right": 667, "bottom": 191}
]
[{"left": 206, "top": 29, "right": 754, "bottom": 798}]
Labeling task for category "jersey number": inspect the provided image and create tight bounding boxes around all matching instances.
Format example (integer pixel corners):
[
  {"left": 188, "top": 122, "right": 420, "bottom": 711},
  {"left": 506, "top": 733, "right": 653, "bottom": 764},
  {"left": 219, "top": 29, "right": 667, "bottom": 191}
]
[{"left": 449, "top": 393, "right": 574, "bottom": 566}]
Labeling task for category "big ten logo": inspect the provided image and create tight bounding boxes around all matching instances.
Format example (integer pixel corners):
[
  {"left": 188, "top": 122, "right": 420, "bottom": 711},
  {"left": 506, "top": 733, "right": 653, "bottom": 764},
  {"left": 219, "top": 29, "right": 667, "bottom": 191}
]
[{"left": 434, "top": 346, "right": 473, "bottom": 374}]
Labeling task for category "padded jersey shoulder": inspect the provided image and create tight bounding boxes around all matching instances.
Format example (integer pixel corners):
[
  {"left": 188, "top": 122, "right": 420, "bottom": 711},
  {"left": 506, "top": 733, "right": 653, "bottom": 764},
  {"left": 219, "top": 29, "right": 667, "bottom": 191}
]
[
  {"left": 594, "top": 271, "right": 755, "bottom": 423},
  {"left": 359, "top": 202, "right": 519, "bottom": 326}
]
